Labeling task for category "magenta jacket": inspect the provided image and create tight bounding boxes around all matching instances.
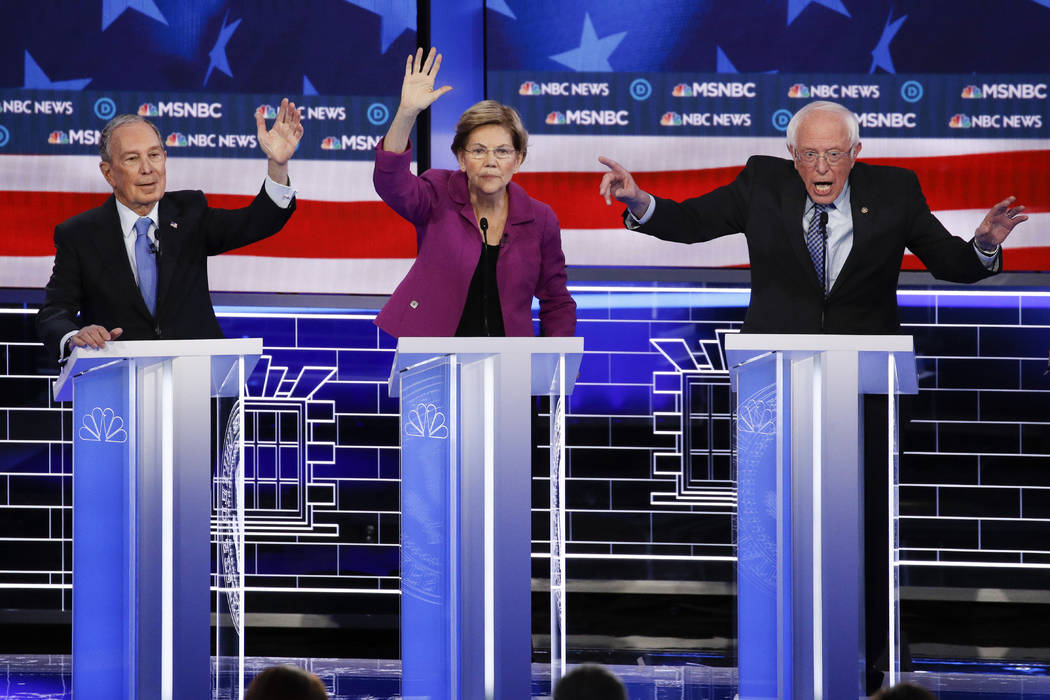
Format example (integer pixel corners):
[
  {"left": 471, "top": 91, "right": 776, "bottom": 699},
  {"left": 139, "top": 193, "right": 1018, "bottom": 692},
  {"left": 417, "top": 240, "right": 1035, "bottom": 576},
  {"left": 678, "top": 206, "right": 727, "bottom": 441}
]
[{"left": 372, "top": 142, "right": 576, "bottom": 338}]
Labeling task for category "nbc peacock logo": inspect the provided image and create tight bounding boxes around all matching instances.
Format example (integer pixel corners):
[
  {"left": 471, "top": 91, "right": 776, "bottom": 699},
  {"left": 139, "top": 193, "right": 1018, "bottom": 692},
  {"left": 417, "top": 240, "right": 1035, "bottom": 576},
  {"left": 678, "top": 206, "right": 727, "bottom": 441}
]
[
  {"left": 660, "top": 112, "right": 682, "bottom": 126},
  {"left": 545, "top": 111, "right": 566, "bottom": 125},
  {"left": 138, "top": 103, "right": 159, "bottom": 117},
  {"left": 961, "top": 85, "right": 982, "bottom": 99},
  {"left": 788, "top": 84, "right": 810, "bottom": 98},
  {"left": 671, "top": 84, "right": 693, "bottom": 97},
  {"left": 519, "top": 81, "right": 541, "bottom": 96},
  {"left": 948, "top": 114, "right": 971, "bottom": 129},
  {"left": 165, "top": 132, "right": 188, "bottom": 147}
]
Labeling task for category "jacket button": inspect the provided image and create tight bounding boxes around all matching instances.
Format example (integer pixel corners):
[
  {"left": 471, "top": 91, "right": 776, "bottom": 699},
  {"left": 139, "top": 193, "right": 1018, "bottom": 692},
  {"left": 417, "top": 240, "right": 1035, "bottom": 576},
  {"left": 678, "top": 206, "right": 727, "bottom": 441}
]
[{"left": 409, "top": 300, "right": 419, "bottom": 309}]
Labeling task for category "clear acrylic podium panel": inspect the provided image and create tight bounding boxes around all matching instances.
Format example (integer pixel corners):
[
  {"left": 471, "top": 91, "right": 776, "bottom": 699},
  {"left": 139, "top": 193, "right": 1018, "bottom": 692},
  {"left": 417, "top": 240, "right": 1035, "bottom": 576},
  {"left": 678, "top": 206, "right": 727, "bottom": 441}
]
[
  {"left": 731, "top": 347, "right": 906, "bottom": 699},
  {"left": 395, "top": 343, "right": 575, "bottom": 700},
  {"left": 65, "top": 343, "right": 252, "bottom": 700},
  {"left": 212, "top": 360, "right": 248, "bottom": 699}
]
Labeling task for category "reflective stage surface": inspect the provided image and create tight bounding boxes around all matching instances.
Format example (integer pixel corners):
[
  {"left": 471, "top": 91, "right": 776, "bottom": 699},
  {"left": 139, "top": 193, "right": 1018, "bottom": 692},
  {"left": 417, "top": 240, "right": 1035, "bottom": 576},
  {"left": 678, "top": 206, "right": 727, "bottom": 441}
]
[{"left": 3, "top": 655, "right": 1050, "bottom": 699}]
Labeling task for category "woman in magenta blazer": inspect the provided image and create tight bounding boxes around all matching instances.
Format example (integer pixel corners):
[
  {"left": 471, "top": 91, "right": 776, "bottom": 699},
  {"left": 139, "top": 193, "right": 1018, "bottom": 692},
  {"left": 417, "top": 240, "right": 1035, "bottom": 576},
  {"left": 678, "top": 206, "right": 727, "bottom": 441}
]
[{"left": 373, "top": 47, "right": 576, "bottom": 338}]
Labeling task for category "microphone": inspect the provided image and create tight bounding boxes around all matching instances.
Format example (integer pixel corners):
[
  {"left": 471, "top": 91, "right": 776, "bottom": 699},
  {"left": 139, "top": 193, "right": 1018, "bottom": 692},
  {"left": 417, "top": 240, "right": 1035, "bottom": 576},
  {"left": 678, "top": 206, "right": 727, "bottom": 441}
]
[
  {"left": 819, "top": 210, "right": 829, "bottom": 236},
  {"left": 479, "top": 217, "right": 488, "bottom": 237}
]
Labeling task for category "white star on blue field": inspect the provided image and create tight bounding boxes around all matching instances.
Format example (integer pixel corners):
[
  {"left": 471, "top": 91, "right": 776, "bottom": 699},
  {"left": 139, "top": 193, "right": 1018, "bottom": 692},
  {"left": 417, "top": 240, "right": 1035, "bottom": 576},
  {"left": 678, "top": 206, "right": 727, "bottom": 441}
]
[
  {"left": 344, "top": 0, "right": 415, "bottom": 53},
  {"left": 786, "top": 0, "right": 850, "bottom": 25},
  {"left": 204, "top": 10, "right": 241, "bottom": 86},
  {"left": 549, "top": 13, "right": 626, "bottom": 72},
  {"left": 101, "top": 0, "right": 168, "bottom": 31},
  {"left": 869, "top": 11, "right": 907, "bottom": 73},
  {"left": 22, "top": 51, "right": 91, "bottom": 90}
]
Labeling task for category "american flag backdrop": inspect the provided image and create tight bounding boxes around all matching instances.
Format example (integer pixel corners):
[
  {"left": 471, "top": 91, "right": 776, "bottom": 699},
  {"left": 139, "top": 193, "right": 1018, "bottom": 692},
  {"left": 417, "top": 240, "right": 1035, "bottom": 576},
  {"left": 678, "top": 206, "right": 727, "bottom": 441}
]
[{"left": 1, "top": 0, "right": 1048, "bottom": 296}]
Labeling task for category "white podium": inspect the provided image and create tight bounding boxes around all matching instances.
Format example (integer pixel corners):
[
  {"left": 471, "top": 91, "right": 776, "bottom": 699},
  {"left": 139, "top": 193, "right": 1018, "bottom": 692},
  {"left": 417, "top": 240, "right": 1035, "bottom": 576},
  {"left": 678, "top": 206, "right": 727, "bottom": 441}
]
[
  {"left": 725, "top": 334, "right": 917, "bottom": 700},
  {"left": 55, "top": 338, "right": 262, "bottom": 700},
  {"left": 389, "top": 337, "right": 584, "bottom": 700}
]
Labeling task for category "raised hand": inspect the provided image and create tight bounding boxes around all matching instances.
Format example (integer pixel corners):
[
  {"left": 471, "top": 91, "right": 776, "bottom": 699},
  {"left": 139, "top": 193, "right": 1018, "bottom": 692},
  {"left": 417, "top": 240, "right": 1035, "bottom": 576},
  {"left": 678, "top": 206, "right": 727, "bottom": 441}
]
[
  {"left": 598, "top": 156, "right": 651, "bottom": 217},
  {"left": 257, "top": 98, "right": 304, "bottom": 166},
  {"left": 975, "top": 196, "right": 1027, "bottom": 251},
  {"left": 399, "top": 47, "right": 452, "bottom": 115}
]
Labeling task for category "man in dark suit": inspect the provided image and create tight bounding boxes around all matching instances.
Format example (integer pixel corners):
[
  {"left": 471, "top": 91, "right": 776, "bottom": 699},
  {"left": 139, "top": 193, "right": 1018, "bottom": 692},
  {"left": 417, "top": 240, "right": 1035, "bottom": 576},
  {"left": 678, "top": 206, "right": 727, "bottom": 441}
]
[
  {"left": 598, "top": 100, "right": 1028, "bottom": 693},
  {"left": 37, "top": 98, "right": 304, "bottom": 361},
  {"left": 598, "top": 101, "right": 1026, "bottom": 333}
]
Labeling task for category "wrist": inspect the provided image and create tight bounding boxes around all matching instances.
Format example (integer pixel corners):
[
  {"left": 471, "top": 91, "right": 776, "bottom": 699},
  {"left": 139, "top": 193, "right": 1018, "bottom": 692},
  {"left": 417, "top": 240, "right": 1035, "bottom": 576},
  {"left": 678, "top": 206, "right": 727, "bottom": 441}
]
[{"left": 975, "top": 240, "right": 999, "bottom": 255}]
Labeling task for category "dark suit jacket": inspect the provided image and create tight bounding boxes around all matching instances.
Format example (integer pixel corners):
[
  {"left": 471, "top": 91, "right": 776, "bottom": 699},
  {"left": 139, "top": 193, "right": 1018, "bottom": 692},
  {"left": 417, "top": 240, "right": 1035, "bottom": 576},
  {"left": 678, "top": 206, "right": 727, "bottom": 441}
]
[
  {"left": 37, "top": 186, "right": 295, "bottom": 359},
  {"left": 635, "top": 156, "right": 998, "bottom": 333}
]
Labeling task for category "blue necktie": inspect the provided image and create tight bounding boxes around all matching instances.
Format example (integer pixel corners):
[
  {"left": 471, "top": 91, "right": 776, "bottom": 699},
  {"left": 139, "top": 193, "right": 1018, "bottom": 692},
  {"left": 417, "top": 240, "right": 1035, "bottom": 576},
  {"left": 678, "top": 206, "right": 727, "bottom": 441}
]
[
  {"left": 134, "top": 217, "right": 157, "bottom": 315},
  {"left": 806, "top": 203, "right": 830, "bottom": 292}
]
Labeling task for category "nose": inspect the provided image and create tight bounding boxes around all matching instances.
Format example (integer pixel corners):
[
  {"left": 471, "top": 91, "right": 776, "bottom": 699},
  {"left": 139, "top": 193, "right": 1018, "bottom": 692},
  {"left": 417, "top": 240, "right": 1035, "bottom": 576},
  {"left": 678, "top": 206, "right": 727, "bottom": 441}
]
[{"left": 814, "top": 156, "right": 831, "bottom": 174}]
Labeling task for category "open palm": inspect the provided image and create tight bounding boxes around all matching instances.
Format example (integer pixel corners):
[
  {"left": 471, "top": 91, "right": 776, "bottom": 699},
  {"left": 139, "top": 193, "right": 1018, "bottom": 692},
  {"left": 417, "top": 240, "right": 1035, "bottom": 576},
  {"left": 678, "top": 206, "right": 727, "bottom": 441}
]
[
  {"left": 257, "top": 97, "right": 303, "bottom": 166},
  {"left": 400, "top": 47, "right": 452, "bottom": 114}
]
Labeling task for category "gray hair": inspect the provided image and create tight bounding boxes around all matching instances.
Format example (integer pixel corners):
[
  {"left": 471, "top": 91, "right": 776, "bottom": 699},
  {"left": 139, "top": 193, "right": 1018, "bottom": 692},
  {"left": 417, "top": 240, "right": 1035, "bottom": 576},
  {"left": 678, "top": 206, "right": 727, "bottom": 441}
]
[
  {"left": 98, "top": 114, "right": 163, "bottom": 162},
  {"left": 785, "top": 101, "right": 860, "bottom": 151}
]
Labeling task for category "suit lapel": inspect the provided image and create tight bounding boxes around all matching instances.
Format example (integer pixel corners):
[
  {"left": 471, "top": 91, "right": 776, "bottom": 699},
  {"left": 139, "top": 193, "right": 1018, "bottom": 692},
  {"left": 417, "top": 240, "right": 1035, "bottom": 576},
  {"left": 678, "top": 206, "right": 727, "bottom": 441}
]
[
  {"left": 93, "top": 196, "right": 151, "bottom": 316},
  {"left": 155, "top": 193, "right": 181, "bottom": 313},
  {"left": 831, "top": 165, "right": 872, "bottom": 296},
  {"left": 780, "top": 176, "right": 820, "bottom": 289}
]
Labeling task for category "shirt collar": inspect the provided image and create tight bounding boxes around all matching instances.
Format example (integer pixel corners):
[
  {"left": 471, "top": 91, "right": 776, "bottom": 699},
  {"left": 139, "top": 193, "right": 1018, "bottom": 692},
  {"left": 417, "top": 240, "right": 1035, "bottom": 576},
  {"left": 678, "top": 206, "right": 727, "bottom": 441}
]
[{"left": 115, "top": 198, "right": 160, "bottom": 239}]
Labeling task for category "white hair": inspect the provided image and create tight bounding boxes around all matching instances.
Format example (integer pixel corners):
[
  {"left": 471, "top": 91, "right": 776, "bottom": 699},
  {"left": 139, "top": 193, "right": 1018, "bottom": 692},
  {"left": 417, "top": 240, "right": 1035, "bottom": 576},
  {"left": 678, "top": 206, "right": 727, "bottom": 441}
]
[{"left": 785, "top": 101, "right": 860, "bottom": 151}]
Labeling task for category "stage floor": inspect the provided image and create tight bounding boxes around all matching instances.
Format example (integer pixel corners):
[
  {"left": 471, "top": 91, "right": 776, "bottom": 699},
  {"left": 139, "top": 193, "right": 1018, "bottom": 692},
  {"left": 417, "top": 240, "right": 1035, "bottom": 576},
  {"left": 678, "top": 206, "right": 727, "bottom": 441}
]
[{"left": 3, "top": 655, "right": 1050, "bottom": 698}]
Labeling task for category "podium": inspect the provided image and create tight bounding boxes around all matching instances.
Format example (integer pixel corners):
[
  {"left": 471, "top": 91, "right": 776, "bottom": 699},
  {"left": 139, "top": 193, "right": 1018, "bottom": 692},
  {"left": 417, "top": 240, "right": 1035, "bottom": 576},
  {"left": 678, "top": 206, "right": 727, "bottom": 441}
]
[
  {"left": 388, "top": 337, "right": 584, "bottom": 700},
  {"left": 724, "top": 334, "right": 917, "bottom": 700},
  {"left": 55, "top": 338, "right": 262, "bottom": 700}
]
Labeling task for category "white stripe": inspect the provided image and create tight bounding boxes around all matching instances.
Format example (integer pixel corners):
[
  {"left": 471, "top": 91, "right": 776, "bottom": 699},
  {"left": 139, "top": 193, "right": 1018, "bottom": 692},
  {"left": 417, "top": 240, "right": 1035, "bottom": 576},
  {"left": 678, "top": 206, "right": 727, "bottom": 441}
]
[
  {"left": 0, "top": 156, "right": 395, "bottom": 203},
  {"left": 520, "top": 135, "right": 1049, "bottom": 171}
]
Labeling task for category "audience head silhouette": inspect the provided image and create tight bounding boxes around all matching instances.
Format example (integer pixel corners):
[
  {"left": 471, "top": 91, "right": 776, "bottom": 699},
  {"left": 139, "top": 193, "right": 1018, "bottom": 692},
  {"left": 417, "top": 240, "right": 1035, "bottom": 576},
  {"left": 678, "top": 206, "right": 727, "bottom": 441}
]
[
  {"left": 245, "top": 665, "right": 329, "bottom": 700},
  {"left": 870, "top": 681, "right": 938, "bottom": 699},
  {"left": 553, "top": 664, "right": 628, "bottom": 700}
]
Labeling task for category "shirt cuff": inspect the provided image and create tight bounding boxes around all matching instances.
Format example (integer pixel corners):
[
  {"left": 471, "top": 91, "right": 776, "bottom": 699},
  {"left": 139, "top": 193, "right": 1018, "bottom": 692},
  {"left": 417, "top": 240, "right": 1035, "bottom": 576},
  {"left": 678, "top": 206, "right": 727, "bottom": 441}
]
[
  {"left": 625, "top": 195, "right": 656, "bottom": 230},
  {"left": 59, "top": 329, "right": 78, "bottom": 362},
  {"left": 264, "top": 176, "right": 296, "bottom": 209},
  {"left": 973, "top": 240, "right": 1000, "bottom": 270}
]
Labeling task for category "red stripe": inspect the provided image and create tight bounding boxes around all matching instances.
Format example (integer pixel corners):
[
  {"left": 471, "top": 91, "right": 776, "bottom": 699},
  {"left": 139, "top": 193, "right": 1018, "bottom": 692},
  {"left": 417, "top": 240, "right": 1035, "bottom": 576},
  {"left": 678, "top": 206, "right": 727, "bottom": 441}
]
[
  {"left": 0, "top": 191, "right": 418, "bottom": 258},
  {"left": 903, "top": 247, "right": 1050, "bottom": 272}
]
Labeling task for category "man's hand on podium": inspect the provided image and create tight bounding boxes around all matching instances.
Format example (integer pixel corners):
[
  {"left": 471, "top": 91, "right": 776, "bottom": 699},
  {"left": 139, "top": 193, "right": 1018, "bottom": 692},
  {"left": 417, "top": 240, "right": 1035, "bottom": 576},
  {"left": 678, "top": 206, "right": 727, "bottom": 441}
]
[{"left": 69, "top": 324, "right": 123, "bottom": 352}]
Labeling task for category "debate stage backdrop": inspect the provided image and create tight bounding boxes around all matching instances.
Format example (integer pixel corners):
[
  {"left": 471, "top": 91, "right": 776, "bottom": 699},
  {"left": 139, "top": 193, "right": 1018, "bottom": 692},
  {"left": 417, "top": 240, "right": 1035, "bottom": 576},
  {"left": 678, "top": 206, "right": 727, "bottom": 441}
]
[{"left": 1, "top": 0, "right": 1049, "bottom": 295}]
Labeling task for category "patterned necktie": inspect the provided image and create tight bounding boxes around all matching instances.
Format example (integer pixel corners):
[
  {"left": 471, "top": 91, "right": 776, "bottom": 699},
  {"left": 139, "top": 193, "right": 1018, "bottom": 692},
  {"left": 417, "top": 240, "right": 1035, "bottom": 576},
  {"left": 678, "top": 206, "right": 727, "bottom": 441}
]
[
  {"left": 134, "top": 217, "right": 157, "bottom": 315},
  {"left": 806, "top": 203, "right": 829, "bottom": 292}
]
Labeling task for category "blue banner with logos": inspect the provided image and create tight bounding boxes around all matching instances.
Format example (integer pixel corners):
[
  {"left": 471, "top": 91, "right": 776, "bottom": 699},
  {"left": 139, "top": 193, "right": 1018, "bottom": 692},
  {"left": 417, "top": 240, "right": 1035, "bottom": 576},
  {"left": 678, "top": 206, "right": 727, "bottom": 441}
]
[{"left": 488, "top": 72, "right": 1049, "bottom": 138}]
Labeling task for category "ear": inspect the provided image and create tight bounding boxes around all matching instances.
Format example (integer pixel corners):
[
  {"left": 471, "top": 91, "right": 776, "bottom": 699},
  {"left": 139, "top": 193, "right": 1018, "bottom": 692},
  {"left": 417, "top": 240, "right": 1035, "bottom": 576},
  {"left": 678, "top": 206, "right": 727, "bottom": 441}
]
[
  {"left": 456, "top": 150, "right": 467, "bottom": 171},
  {"left": 99, "top": 161, "right": 116, "bottom": 188},
  {"left": 852, "top": 142, "right": 862, "bottom": 161}
]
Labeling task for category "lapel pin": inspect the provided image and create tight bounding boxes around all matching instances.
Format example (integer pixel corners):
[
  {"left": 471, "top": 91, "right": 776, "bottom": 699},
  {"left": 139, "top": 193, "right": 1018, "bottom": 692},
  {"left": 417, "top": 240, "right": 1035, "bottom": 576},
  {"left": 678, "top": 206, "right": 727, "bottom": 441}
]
[
  {"left": 860, "top": 207, "right": 869, "bottom": 214},
  {"left": 170, "top": 221, "right": 178, "bottom": 229}
]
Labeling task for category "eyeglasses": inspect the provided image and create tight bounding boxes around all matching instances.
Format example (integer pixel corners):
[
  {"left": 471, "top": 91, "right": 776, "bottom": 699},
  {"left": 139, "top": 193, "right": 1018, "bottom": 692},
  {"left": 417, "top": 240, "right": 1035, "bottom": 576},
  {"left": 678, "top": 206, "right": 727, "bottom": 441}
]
[
  {"left": 795, "top": 148, "right": 853, "bottom": 165},
  {"left": 463, "top": 146, "right": 517, "bottom": 161}
]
